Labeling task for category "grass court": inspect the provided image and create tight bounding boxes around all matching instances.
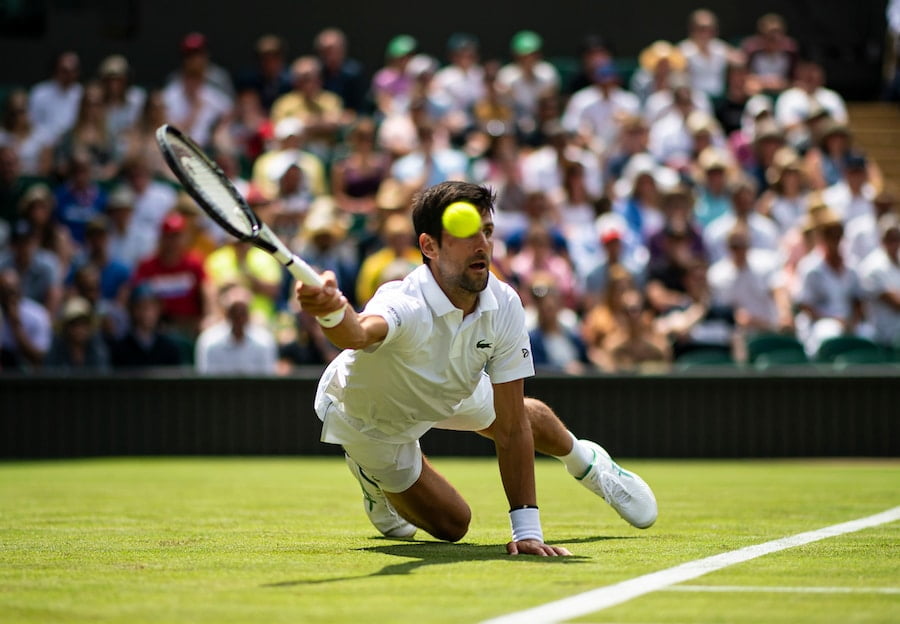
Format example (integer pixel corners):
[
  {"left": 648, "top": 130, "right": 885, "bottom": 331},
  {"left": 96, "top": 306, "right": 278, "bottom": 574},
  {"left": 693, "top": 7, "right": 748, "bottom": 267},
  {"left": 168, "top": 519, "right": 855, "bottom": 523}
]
[{"left": 1, "top": 456, "right": 897, "bottom": 623}]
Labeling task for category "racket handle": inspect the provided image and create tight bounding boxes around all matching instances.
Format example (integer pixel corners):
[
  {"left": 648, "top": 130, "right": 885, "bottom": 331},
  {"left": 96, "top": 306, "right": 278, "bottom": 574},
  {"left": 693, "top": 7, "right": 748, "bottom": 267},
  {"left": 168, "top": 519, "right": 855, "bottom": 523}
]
[{"left": 284, "top": 254, "right": 345, "bottom": 328}]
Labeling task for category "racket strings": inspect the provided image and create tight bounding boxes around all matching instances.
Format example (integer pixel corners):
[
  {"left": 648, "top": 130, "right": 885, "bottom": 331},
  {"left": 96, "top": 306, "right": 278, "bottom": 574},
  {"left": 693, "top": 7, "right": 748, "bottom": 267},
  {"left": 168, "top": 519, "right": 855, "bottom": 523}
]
[{"left": 170, "top": 138, "right": 256, "bottom": 236}]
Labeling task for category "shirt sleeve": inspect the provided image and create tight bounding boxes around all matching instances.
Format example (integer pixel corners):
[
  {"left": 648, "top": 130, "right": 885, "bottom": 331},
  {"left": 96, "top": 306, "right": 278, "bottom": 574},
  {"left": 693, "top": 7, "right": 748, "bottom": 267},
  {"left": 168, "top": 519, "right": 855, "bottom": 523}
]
[{"left": 485, "top": 285, "right": 535, "bottom": 384}]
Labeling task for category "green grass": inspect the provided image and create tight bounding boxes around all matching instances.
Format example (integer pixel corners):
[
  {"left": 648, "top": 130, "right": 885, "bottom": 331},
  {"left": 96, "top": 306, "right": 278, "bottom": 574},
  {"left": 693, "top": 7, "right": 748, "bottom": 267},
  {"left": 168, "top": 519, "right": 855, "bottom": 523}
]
[{"left": 1, "top": 457, "right": 898, "bottom": 623}]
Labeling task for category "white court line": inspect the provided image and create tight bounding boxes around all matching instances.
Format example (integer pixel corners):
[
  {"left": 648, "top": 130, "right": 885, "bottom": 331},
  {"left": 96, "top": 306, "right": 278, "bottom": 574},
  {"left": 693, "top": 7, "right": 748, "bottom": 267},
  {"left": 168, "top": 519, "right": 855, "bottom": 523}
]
[
  {"left": 481, "top": 506, "right": 900, "bottom": 624},
  {"left": 667, "top": 585, "right": 900, "bottom": 595}
]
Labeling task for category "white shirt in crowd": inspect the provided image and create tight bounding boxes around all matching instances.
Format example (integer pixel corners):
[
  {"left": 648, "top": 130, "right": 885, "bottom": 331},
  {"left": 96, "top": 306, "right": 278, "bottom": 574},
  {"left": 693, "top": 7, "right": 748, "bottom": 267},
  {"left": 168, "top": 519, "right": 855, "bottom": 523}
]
[
  {"left": 708, "top": 248, "right": 784, "bottom": 329},
  {"left": 27, "top": 80, "right": 83, "bottom": 142},
  {"left": 858, "top": 247, "right": 900, "bottom": 346},
  {"left": 195, "top": 321, "right": 277, "bottom": 375}
]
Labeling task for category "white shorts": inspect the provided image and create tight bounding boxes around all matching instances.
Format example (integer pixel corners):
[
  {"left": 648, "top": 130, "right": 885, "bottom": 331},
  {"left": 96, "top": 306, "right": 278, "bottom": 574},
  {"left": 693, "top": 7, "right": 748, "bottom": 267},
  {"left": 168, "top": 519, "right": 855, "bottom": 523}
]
[{"left": 318, "top": 372, "right": 495, "bottom": 493}]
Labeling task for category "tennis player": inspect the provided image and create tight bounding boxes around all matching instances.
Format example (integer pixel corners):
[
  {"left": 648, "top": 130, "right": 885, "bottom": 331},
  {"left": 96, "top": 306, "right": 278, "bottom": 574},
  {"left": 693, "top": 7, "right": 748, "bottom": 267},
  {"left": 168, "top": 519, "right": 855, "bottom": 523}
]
[{"left": 297, "top": 181, "right": 657, "bottom": 556}]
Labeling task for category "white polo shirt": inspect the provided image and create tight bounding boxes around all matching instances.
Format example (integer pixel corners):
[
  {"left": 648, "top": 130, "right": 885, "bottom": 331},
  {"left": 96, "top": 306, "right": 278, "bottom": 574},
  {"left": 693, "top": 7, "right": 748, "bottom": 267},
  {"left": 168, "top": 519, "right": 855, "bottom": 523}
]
[{"left": 316, "top": 265, "right": 535, "bottom": 444}]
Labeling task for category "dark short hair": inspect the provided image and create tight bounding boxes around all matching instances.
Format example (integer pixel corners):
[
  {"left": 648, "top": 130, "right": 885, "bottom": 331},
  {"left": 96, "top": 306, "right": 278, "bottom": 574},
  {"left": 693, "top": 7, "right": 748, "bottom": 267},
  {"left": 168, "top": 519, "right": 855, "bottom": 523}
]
[{"left": 410, "top": 181, "right": 495, "bottom": 264}]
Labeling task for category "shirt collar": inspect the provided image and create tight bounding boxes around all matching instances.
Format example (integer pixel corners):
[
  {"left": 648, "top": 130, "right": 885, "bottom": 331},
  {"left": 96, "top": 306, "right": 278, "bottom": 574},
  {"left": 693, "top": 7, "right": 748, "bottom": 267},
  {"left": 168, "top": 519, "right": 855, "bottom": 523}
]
[{"left": 415, "top": 264, "right": 499, "bottom": 318}]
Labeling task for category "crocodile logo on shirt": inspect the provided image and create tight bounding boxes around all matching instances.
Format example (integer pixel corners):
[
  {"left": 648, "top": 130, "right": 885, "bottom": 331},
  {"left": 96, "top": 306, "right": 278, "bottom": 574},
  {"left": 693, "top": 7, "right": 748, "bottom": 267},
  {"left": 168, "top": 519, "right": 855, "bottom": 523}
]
[{"left": 476, "top": 340, "right": 492, "bottom": 349}]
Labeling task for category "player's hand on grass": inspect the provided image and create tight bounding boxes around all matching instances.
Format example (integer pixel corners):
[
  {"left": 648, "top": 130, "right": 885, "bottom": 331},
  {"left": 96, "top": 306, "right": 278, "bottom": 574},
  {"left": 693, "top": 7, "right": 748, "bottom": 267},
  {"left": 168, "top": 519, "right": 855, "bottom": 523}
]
[
  {"left": 296, "top": 270, "right": 347, "bottom": 319},
  {"left": 506, "top": 539, "right": 572, "bottom": 556}
]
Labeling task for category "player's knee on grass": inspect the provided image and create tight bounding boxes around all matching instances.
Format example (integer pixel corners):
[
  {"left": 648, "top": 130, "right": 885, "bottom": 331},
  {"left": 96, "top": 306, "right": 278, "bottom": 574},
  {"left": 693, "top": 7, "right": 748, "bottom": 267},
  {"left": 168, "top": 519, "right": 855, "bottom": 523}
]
[{"left": 428, "top": 505, "right": 471, "bottom": 543}]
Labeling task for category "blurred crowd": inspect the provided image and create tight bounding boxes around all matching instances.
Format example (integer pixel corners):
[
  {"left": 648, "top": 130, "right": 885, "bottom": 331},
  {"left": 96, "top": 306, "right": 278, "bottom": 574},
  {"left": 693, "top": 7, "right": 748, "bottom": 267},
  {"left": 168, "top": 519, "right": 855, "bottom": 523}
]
[{"left": 1, "top": 9, "right": 899, "bottom": 376}]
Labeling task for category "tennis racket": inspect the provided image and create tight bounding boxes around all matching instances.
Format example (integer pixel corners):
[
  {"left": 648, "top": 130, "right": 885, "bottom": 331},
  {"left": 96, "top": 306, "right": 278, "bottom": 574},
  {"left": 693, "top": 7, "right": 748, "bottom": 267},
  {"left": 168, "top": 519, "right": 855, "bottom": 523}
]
[{"left": 155, "top": 124, "right": 344, "bottom": 325}]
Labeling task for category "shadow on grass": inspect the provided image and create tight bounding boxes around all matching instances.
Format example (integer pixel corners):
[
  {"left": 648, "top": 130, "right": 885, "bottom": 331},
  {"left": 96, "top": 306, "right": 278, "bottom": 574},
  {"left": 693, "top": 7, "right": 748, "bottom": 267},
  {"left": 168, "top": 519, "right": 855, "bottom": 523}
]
[{"left": 263, "top": 534, "right": 635, "bottom": 587}]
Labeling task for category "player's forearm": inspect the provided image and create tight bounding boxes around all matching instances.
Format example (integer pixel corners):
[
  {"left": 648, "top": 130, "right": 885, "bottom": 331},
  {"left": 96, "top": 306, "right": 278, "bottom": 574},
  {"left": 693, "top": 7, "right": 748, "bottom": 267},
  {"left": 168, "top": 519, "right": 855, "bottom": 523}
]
[{"left": 495, "top": 425, "right": 539, "bottom": 508}]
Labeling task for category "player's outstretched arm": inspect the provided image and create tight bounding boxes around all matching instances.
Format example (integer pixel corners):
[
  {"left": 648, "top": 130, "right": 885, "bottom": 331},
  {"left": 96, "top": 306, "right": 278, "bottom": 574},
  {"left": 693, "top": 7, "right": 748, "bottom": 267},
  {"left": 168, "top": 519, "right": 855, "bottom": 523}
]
[
  {"left": 295, "top": 270, "right": 387, "bottom": 350},
  {"left": 492, "top": 380, "right": 572, "bottom": 556}
]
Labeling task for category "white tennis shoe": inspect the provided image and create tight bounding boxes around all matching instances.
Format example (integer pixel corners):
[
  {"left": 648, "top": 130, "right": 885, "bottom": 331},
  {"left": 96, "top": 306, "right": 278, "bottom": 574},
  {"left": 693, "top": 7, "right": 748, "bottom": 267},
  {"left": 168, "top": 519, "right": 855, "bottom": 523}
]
[
  {"left": 345, "top": 455, "right": 417, "bottom": 539},
  {"left": 575, "top": 440, "right": 658, "bottom": 529}
]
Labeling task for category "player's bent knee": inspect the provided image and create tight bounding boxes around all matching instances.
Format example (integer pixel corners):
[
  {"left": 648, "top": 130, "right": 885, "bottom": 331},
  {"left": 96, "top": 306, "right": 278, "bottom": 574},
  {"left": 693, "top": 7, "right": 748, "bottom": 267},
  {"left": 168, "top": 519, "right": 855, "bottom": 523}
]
[{"left": 430, "top": 508, "right": 471, "bottom": 543}]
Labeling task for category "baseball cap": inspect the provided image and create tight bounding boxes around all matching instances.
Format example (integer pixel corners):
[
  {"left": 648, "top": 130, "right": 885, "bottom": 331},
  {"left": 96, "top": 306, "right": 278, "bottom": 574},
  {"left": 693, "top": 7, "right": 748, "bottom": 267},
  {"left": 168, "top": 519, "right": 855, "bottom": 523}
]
[
  {"left": 98, "top": 54, "right": 129, "bottom": 78},
  {"left": 161, "top": 212, "right": 187, "bottom": 234},
  {"left": 386, "top": 34, "right": 417, "bottom": 59},
  {"left": 447, "top": 33, "right": 478, "bottom": 53},
  {"left": 180, "top": 32, "right": 207, "bottom": 55},
  {"left": 61, "top": 296, "right": 92, "bottom": 324},
  {"left": 511, "top": 30, "right": 542, "bottom": 56}
]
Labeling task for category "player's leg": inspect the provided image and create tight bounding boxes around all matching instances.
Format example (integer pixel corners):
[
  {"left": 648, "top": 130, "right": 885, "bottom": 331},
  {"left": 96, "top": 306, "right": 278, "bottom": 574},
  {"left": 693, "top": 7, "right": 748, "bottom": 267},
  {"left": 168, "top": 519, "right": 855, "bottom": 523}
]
[
  {"left": 480, "top": 397, "right": 658, "bottom": 529},
  {"left": 343, "top": 437, "right": 471, "bottom": 542}
]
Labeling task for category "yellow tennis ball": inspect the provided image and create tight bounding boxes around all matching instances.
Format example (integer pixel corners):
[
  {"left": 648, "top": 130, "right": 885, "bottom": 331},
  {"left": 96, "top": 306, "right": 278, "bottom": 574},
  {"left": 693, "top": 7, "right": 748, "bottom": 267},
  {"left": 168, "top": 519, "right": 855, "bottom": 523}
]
[{"left": 442, "top": 202, "right": 482, "bottom": 238}]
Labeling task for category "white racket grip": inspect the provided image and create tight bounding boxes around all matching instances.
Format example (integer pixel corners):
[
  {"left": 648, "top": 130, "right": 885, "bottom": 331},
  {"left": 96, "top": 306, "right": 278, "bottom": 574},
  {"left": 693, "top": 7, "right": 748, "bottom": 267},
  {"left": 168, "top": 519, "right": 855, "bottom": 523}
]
[{"left": 283, "top": 253, "right": 345, "bottom": 328}]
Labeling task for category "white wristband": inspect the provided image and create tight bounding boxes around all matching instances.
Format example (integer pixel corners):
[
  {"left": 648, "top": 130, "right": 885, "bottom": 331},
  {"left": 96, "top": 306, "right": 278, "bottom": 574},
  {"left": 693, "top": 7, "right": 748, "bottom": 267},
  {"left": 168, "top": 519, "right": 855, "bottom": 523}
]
[
  {"left": 509, "top": 507, "right": 543, "bottom": 542},
  {"left": 316, "top": 305, "right": 346, "bottom": 328}
]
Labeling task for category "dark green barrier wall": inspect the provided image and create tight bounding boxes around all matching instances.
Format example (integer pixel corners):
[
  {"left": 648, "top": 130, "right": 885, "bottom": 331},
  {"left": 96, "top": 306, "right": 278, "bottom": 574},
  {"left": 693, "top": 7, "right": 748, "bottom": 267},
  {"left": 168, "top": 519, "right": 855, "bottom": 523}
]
[{"left": 2, "top": 369, "right": 897, "bottom": 459}]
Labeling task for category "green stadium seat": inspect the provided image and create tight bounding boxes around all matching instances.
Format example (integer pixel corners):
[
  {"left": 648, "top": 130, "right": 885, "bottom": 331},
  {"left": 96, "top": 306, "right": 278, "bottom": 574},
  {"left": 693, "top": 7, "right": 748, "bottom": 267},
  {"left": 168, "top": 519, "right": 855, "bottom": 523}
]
[
  {"left": 832, "top": 348, "right": 890, "bottom": 369},
  {"left": 674, "top": 348, "right": 735, "bottom": 370},
  {"left": 814, "top": 335, "right": 881, "bottom": 363},
  {"left": 753, "top": 348, "right": 810, "bottom": 370},
  {"left": 746, "top": 333, "right": 805, "bottom": 364}
]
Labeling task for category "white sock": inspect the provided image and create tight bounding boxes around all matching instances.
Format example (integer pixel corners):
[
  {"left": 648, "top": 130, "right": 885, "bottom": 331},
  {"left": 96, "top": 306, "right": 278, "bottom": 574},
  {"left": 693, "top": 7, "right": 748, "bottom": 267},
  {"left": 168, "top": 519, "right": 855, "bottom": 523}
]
[{"left": 557, "top": 431, "right": 595, "bottom": 477}]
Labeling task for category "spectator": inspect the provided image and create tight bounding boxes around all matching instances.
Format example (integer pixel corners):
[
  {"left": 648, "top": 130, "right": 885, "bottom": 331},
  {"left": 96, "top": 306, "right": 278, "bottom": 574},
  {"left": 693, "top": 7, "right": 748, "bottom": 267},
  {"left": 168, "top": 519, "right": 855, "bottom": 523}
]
[
  {"left": 631, "top": 40, "right": 686, "bottom": 107},
  {"left": 645, "top": 220, "right": 703, "bottom": 316},
  {"left": 565, "top": 34, "right": 613, "bottom": 96},
  {"left": 96, "top": 54, "right": 147, "bottom": 139},
  {"left": 355, "top": 211, "right": 421, "bottom": 306},
  {"left": 470, "top": 59, "right": 517, "bottom": 140},
  {"left": 741, "top": 12, "right": 799, "bottom": 94},
  {"left": 743, "top": 116, "right": 787, "bottom": 197},
  {"left": 582, "top": 213, "right": 645, "bottom": 310},
  {"left": 846, "top": 186, "right": 898, "bottom": 269},
  {"left": 68, "top": 214, "right": 131, "bottom": 309},
  {"left": 656, "top": 258, "right": 736, "bottom": 360},
  {"left": 594, "top": 287, "right": 672, "bottom": 372},
  {"left": 611, "top": 152, "right": 673, "bottom": 250},
  {"left": 604, "top": 114, "right": 650, "bottom": 187},
  {"left": 55, "top": 81, "right": 122, "bottom": 182},
  {"left": 275, "top": 305, "right": 341, "bottom": 372},
  {"left": 132, "top": 212, "right": 213, "bottom": 340},
  {"left": 774, "top": 60, "right": 848, "bottom": 151},
  {"left": 521, "top": 121, "right": 603, "bottom": 205},
  {"left": 66, "top": 260, "right": 127, "bottom": 342},
  {"left": 801, "top": 118, "right": 855, "bottom": 190},
  {"left": 496, "top": 30, "right": 560, "bottom": 137},
  {"left": 389, "top": 121, "right": 469, "bottom": 192},
  {"left": 28, "top": 50, "right": 83, "bottom": 143},
  {"left": 794, "top": 210, "right": 866, "bottom": 357},
  {"left": 703, "top": 174, "right": 779, "bottom": 264},
  {"left": 52, "top": 149, "right": 107, "bottom": 249},
  {"left": 314, "top": 27, "right": 368, "bottom": 115},
  {"left": 821, "top": 152, "right": 878, "bottom": 224},
  {"left": 118, "top": 153, "right": 178, "bottom": 254},
  {"left": 0, "top": 88, "right": 54, "bottom": 177},
  {"left": 121, "top": 89, "right": 174, "bottom": 182},
  {"left": 677, "top": 8, "right": 743, "bottom": 99},
  {"left": 562, "top": 61, "right": 640, "bottom": 157},
  {"left": 293, "top": 196, "right": 358, "bottom": 306},
  {"left": 104, "top": 185, "right": 153, "bottom": 271},
  {"left": 166, "top": 32, "right": 235, "bottom": 100},
  {"left": 270, "top": 55, "right": 347, "bottom": 163},
  {"left": 646, "top": 183, "right": 706, "bottom": 266},
  {"left": 195, "top": 284, "right": 277, "bottom": 375},
  {"left": 647, "top": 85, "right": 716, "bottom": 171},
  {"left": 525, "top": 273, "right": 591, "bottom": 374},
  {"left": 251, "top": 117, "right": 327, "bottom": 200},
  {"left": 857, "top": 213, "right": 900, "bottom": 350},
  {"left": 43, "top": 295, "right": 110, "bottom": 372},
  {"left": 430, "top": 33, "right": 485, "bottom": 141},
  {"left": 0, "top": 219, "right": 63, "bottom": 318},
  {"left": 0, "top": 145, "right": 29, "bottom": 229},
  {"left": 110, "top": 282, "right": 184, "bottom": 368},
  {"left": 330, "top": 116, "right": 391, "bottom": 220},
  {"left": 204, "top": 235, "right": 282, "bottom": 325},
  {"left": 581, "top": 263, "right": 638, "bottom": 366},
  {"left": 509, "top": 222, "right": 580, "bottom": 311},
  {"left": 371, "top": 34, "right": 418, "bottom": 119},
  {"left": 707, "top": 223, "right": 794, "bottom": 338},
  {"left": 714, "top": 61, "right": 761, "bottom": 137},
  {"left": 234, "top": 34, "right": 292, "bottom": 114},
  {"left": 17, "top": 183, "right": 75, "bottom": 275},
  {"left": 757, "top": 146, "right": 811, "bottom": 235},
  {"left": 692, "top": 146, "right": 737, "bottom": 228},
  {"left": 163, "top": 37, "right": 234, "bottom": 148},
  {"left": 0, "top": 266, "right": 52, "bottom": 370}
]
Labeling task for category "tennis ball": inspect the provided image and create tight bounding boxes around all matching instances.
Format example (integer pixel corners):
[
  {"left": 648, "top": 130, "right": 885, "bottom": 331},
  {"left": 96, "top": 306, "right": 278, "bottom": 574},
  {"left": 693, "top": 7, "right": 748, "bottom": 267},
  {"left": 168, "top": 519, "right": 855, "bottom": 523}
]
[{"left": 442, "top": 202, "right": 482, "bottom": 238}]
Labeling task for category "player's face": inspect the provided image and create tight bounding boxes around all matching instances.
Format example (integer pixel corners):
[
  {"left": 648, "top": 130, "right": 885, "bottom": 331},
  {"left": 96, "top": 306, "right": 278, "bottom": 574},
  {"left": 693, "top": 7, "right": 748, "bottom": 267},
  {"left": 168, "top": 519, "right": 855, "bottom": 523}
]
[{"left": 433, "top": 212, "right": 494, "bottom": 296}]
